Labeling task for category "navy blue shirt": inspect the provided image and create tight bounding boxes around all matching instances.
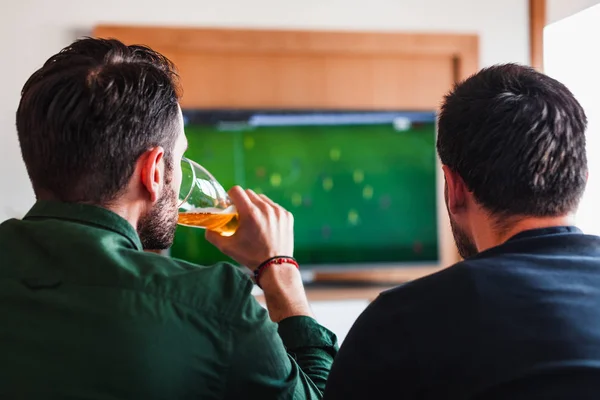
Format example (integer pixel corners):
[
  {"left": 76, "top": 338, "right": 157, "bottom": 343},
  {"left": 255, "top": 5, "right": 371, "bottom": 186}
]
[{"left": 325, "top": 227, "right": 600, "bottom": 399}]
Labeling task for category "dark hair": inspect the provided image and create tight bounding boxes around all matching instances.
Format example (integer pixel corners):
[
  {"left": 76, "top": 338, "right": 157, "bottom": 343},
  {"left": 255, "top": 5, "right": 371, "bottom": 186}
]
[
  {"left": 437, "top": 63, "right": 588, "bottom": 218},
  {"left": 16, "top": 37, "right": 180, "bottom": 205}
]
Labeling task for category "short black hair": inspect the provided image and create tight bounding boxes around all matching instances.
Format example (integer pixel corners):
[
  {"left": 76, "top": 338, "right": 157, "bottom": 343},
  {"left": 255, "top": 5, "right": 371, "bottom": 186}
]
[
  {"left": 437, "top": 63, "right": 588, "bottom": 218},
  {"left": 17, "top": 37, "right": 180, "bottom": 205}
]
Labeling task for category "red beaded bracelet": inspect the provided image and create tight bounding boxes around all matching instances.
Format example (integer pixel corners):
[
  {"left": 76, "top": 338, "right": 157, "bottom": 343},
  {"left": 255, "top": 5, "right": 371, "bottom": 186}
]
[{"left": 253, "top": 256, "right": 299, "bottom": 288}]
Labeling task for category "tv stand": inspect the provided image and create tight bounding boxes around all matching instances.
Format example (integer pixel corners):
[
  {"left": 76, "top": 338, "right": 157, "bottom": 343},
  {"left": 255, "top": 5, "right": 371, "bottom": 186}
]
[
  {"left": 253, "top": 280, "right": 399, "bottom": 303},
  {"left": 303, "top": 280, "right": 401, "bottom": 289}
]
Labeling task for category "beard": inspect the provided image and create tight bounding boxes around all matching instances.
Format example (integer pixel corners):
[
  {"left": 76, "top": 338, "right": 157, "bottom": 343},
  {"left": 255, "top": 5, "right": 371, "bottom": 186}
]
[
  {"left": 137, "top": 184, "right": 179, "bottom": 251},
  {"left": 445, "top": 184, "right": 479, "bottom": 259},
  {"left": 448, "top": 215, "right": 479, "bottom": 260}
]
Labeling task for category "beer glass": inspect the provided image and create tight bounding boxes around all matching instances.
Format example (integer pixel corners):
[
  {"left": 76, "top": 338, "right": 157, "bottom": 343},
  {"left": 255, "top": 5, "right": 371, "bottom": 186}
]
[{"left": 178, "top": 157, "right": 239, "bottom": 236}]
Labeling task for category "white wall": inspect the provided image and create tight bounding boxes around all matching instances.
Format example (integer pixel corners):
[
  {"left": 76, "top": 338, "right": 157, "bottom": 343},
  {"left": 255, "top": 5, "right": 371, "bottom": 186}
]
[
  {"left": 547, "top": 0, "right": 600, "bottom": 24},
  {"left": 545, "top": 4, "right": 600, "bottom": 236},
  {"left": 0, "top": 0, "right": 530, "bottom": 220}
]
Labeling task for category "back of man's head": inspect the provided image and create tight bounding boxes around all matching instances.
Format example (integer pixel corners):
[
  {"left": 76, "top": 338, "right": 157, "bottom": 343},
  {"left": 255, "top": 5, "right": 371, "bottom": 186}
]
[
  {"left": 437, "top": 63, "right": 588, "bottom": 219},
  {"left": 17, "top": 38, "right": 180, "bottom": 205}
]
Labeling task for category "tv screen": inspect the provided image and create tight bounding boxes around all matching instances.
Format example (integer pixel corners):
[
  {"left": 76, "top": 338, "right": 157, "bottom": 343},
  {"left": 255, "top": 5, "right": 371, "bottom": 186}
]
[{"left": 171, "top": 110, "right": 439, "bottom": 269}]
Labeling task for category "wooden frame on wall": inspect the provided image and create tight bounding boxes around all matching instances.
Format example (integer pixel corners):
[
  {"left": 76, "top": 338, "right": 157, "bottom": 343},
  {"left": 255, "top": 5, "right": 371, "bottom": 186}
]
[
  {"left": 530, "top": 0, "right": 547, "bottom": 71},
  {"left": 94, "top": 25, "right": 478, "bottom": 110},
  {"left": 94, "top": 25, "right": 479, "bottom": 286}
]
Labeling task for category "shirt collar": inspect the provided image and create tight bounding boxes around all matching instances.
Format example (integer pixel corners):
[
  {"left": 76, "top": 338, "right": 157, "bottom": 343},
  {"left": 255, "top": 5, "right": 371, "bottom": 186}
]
[
  {"left": 24, "top": 201, "right": 143, "bottom": 251},
  {"left": 507, "top": 226, "right": 582, "bottom": 242}
]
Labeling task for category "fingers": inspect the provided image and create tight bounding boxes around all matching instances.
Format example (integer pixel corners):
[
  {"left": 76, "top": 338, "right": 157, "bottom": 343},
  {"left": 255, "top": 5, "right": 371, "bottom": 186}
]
[
  {"left": 206, "top": 187, "right": 295, "bottom": 268},
  {"left": 259, "top": 194, "right": 280, "bottom": 208},
  {"left": 246, "top": 189, "right": 273, "bottom": 213},
  {"left": 260, "top": 194, "right": 291, "bottom": 220},
  {"left": 230, "top": 187, "right": 291, "bottom": 222},
  {"left": 246, "top": 189, "right": 265, "bottom": 207},
  {"left": 228, "top": 186, "right": 253, "bottom": 215},
  {"left": 205, "top": 229, "right": 224, "bottom": 249}
]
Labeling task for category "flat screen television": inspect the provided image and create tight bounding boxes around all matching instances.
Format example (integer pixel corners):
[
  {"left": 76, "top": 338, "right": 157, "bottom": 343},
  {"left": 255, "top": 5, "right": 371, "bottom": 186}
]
[{"left": 170, "top": 109, "right": 441, "bottom": 272}]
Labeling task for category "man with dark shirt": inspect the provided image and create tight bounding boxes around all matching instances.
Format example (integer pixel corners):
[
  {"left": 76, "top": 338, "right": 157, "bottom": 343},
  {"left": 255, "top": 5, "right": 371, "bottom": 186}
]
[
  {"left": 0, "top": 38, "right": 337, "bottom": 399},
  {"left": 325, "top": 64, "right": 598, "bottom": 399}
]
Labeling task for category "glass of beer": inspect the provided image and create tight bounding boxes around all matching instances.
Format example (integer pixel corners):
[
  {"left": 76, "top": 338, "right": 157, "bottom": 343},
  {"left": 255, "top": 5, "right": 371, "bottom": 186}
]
[{"left": 178, "top": 157, "right": 239, "bottom": 236}]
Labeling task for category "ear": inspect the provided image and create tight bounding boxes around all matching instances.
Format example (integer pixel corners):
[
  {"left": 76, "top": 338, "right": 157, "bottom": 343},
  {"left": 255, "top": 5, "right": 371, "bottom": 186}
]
[
  {"left": 140, "top": 146, "right": 165, "bottom": 203},
  {"left": 442, "top": 165, "right": 468, "bottom": 215}
]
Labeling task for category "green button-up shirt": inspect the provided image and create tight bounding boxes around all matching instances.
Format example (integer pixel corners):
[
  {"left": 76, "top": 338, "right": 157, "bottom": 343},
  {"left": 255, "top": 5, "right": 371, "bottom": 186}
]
[{"left": 0, "top": 201, "right": 337, "bottom": 399}]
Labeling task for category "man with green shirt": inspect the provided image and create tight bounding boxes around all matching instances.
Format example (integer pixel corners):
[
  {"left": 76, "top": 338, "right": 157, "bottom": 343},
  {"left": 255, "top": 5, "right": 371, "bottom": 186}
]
[{"left": 0, "top": 37, "right": 337, "bottom": 399}]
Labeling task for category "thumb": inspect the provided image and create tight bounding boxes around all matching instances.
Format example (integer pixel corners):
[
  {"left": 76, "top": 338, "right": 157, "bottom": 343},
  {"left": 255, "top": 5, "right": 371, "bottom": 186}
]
[{"left": 205, "top": 229, "right": 227, "bottom": 250}]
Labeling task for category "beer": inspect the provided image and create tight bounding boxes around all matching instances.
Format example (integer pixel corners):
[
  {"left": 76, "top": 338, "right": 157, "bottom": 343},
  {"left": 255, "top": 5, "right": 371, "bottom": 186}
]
[{"left": 178, "top": 206, "right": 239, "bottom": 237}]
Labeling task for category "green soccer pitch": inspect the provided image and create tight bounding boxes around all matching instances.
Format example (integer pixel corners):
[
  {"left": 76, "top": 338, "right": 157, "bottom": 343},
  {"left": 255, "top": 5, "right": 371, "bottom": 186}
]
[{"left": 170, "top": 120, "right": 439, "bottom": 268}]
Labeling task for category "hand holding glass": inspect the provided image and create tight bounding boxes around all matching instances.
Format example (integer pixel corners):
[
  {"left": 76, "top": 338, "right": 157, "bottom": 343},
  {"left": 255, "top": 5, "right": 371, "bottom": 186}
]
[{"left": 178, "top": 157, "right": 239, "bottom": 236}]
